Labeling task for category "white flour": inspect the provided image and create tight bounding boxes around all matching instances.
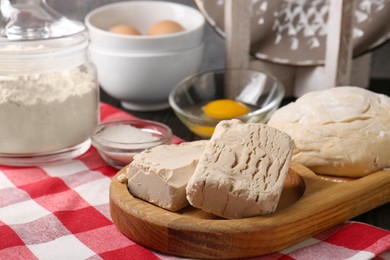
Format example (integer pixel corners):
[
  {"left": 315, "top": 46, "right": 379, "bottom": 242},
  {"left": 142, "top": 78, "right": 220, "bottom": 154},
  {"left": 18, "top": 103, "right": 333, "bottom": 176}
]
[{"left": 0, "top": 68, "right": 98, "bottom": 154}]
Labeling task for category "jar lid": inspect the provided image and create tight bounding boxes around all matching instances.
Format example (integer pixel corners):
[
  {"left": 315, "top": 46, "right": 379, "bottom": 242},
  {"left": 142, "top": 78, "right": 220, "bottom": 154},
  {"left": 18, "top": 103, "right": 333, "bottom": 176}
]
[{"left": 0, "top": 0, "right": 85, "bottom": 41}]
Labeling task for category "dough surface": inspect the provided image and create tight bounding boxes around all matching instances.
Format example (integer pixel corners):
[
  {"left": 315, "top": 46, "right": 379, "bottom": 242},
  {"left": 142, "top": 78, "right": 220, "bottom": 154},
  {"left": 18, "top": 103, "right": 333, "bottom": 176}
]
[{"left": 267, "top": 86, "right": 390, "bottom": 177}]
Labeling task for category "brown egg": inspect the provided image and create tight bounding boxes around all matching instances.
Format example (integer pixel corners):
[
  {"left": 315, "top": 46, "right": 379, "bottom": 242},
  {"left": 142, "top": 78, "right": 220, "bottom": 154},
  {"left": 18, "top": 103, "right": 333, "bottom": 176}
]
[
  {"left": 147, "top": 20, "right": 185, "bottom": 36},
  {"left": 109, "top": 24, "right": 141, "bottom": 36}
]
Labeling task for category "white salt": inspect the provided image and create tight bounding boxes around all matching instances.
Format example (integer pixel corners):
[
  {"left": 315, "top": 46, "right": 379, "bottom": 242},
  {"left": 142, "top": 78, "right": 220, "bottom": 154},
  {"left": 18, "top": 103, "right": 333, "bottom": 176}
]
[{"left": 98, "top": 124, "right": 158, "bottom": 143}]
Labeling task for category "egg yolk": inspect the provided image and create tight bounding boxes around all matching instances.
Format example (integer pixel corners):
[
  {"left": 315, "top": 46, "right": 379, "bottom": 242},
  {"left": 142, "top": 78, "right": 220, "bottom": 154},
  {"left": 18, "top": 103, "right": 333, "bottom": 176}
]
[
  {"left": 203, "top": 99, "right": 250, "bottom": 119},
  {"left": 189, "top": 125, "right": 215, "bottom": 138}
]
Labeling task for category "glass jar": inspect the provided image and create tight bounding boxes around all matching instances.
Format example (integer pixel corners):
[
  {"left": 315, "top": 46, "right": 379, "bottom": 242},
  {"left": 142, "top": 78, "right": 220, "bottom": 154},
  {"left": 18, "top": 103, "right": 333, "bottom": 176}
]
[{"left": 0, "top": 0, "right": 99, "bottom": 165}]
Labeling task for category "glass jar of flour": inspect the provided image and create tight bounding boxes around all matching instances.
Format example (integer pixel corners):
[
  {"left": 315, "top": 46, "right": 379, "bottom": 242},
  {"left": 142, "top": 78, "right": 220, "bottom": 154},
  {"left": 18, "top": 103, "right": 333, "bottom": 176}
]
[{"left": 0, "top": 0, "right": 99, "bottom": 165}]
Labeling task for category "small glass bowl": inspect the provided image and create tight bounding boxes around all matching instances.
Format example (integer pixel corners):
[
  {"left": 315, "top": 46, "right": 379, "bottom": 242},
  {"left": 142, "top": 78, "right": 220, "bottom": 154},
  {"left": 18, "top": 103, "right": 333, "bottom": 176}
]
[
  {"left": 169, "top": 69, "right": 285, "bottom": 138},
  {"left": 91, "top": 119, "right": 172, "bottom": 169}
]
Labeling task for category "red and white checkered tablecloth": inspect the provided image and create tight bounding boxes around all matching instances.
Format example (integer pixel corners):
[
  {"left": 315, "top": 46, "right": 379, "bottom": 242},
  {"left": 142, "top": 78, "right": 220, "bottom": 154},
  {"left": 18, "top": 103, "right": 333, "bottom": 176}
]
[{"left": 1, "top": 102, "right": 389, "bottom": 260}]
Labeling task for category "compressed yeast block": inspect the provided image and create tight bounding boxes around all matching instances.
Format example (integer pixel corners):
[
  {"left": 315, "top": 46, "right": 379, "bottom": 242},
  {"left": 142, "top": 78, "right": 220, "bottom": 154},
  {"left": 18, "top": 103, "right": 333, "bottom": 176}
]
[
  {"left": 186, "top": 119, "right": 294, "bottom": 219},
  {"left": 127, "top": 140, "right": 207, "bottom": 211}
]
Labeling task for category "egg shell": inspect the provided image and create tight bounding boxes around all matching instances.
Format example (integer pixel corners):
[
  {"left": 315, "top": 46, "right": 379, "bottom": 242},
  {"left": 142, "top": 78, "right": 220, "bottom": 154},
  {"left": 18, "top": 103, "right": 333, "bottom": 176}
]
[
  {"left": 147, "top": 20, "right": 185, "bottom": 36},
  {"left": 109, "top": 24, "right": 141, "bottom": 36}
]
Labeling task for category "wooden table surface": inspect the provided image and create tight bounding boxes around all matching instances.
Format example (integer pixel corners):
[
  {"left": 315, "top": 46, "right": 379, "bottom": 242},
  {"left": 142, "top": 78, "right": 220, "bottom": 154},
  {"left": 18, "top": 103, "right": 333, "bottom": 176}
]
[{"left": 100, "top": 79, "right": 390, "bottom": 231}]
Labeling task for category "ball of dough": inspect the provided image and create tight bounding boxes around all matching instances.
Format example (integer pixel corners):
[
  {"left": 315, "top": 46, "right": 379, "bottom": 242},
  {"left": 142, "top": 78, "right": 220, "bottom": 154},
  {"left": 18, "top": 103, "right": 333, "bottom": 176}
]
[{"left": 267, "top": 86, "right": 390, "bottom": 177}]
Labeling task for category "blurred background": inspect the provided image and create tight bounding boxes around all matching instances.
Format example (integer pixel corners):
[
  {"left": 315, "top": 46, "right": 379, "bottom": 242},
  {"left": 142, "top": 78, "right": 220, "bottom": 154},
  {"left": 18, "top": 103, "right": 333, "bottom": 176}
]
[{"left": 46, "top": 0, "right": 390, "bottom": 80}]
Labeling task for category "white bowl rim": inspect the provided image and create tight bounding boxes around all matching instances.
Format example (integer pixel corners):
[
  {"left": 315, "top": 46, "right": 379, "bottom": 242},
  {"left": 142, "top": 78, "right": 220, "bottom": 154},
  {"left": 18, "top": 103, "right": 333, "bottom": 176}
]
[
  {"left": 168, "top": 68, "right": 286, "bottom": 123},
  {"left": 85, "top": 1, "right": 205, "bottom": 40},
  {"left": 89, "top": 42, "right": 204, "bottom": 57}
]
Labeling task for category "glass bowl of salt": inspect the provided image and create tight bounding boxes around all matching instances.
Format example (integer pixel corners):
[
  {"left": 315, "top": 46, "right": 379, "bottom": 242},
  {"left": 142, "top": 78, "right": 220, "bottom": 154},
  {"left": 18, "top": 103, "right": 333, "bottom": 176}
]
[{"left": 91, "top": 119, "right": 172, "bottom": 169}]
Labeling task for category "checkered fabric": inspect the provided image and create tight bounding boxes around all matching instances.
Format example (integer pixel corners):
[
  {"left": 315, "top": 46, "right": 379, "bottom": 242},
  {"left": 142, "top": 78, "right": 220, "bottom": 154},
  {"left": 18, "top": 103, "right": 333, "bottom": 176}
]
[{"left": 0, "top": 103, "right": 389, "bottom": 260}]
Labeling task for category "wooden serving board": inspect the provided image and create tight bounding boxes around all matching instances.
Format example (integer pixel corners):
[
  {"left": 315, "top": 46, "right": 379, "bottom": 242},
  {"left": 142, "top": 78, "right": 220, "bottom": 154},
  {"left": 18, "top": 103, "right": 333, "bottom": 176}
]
[{"left": 109, "top": 163, "right": 390, "bottom": 259}]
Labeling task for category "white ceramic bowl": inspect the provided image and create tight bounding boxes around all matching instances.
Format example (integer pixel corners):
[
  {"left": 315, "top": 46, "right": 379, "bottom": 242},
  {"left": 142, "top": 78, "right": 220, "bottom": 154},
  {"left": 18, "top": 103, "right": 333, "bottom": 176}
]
[
  {"left": 85, "top": 1, "right": 205, "bottom": 110},
  {"left": 85, "top": 1, "right": 205, "bottom": 53},
  {"left": 90, "top": 43, "right": 204, "bottom": 111}
]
